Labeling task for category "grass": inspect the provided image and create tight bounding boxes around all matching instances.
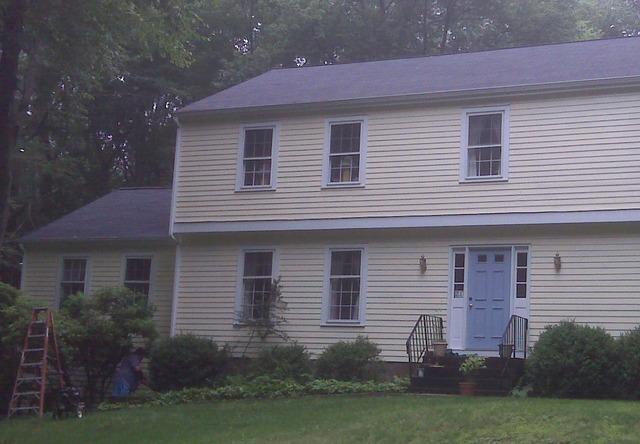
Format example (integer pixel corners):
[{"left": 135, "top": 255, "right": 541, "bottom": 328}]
[{"left": 2, "top": 394, "right": 640, "bottom": 443}]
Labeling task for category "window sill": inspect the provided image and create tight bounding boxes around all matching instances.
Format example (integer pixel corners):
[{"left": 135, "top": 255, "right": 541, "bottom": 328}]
[
  {"left": 459, "top": 176, "right": 508, "bottom": 184},
  {"left": 321, "top": 183, "right": 365, "bottom": 190},
  {"left": 321, "top": 321, "right": 366, "bottom": 327},
  {"left": 234, "top": 186, "right": 277, "bottom": 193}
]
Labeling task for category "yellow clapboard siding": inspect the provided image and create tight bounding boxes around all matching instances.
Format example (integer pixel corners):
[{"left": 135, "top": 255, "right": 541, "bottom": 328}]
[{"left": 21, "top": 244, "right": 175, "bottom": 336}]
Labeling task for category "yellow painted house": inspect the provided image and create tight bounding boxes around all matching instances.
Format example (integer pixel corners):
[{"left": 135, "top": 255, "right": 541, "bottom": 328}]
[{"left": 21, "top": 37, "right": 640, "bottom": 365}]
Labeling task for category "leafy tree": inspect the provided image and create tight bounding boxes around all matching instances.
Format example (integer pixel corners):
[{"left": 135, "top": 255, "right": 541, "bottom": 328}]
[
  {"left": 58, "top": 287, "right": 157, "bottom": 406},
  {"left": 0, "top": 283, "right": 32, "bottom": 414}
]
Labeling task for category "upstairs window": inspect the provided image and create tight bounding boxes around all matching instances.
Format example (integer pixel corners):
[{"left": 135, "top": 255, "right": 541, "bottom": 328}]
[
  {"left": 124, "top": 257, "right": 152, "bottom": 302},
  {"left": 461, "top": 107, "right": 509, "bottom": 181},
  {"left": 60, "top": 258, "right": 87, "bottom": 306},
  {"left": 238, "top": 125, "right": 277, "bottom": 190},
  {"left": 324, "top": 119, "right": 367, "bottom": 186},
  {"left": 239, "top": 251, "right": 275, "bottom": 321}
]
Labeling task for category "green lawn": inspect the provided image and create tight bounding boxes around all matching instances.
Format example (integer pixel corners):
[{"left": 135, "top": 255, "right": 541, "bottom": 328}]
[{"left": 1, "top": 394, "right": 640, "bottom": 444}]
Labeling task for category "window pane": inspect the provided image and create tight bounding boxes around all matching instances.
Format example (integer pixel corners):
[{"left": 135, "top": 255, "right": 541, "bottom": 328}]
[
  {"left": 330, "top": 277, "right": 360, "bottom": 320},
  {"left": 330, "top": 155, "right": 359, "bottom": 183},
  {"left": 516, "top": 283, "right": 527, "bottom": 298},
  {"left": 243, "top": 252, "right": 273, "bottom": 277},
  {"left": 468, "top": 146, "right": 501, "bottom": 177},
  {"left": 468, "top": 113, "right": 502, "bottom": 146},
  {"left": 517, "top": 252, "right": 528, "bottom": 267},
  {"left": 125, "top": 282, "right": 150, "bottom": 297},
  {"left": 517, "top": 268, "right": 527, "bottom": 282},
  {"left": 125, "top": 258, "right": 151, "bottom": 282},
  {"left": 244, "top": 159, "right": 272, "bottom": 186},
  {"left": 243, "top": 277, "right": 272, "bottom": 320},
  {"left": 330, "top": 251, "right": 361, "bottom": 276},
  {"left": 454, "top": 253, "right": 465, "bottom": 268},
  {"left": 63, "top": 259, "right": 86, "bottom": 282},
  {"left": 330, "top": 123, "right": 361, "bottom": 154},
  {"left": 454, "top": 268, "right": 464, "bottom": 283},
  {"left": 244, "top": 128, "right": 273, "bottom": 158}
]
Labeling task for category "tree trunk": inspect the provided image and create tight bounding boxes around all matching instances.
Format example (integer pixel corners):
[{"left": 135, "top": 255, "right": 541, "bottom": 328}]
[{"left": 0, "top": 0, "right": 27, "bottom": 246}]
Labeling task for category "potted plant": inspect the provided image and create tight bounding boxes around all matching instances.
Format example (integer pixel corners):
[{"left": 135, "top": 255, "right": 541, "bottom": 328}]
[
  {"left": 433, "top": 340, "right": 448, "bottom": 359},
  {"left": 458, "top": 354, "right": 486, "bottom": 396}
]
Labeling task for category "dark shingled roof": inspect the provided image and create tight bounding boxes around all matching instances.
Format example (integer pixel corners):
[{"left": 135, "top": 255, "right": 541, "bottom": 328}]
[
  {"left": 180, "top": 37, "right": 640, "bottom": 114},
  {"left": 21, "top": 188, "right": 172, "bottom": 243}
]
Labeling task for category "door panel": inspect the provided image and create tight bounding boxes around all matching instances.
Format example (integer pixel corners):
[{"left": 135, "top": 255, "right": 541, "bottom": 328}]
[{"left": 466, "top": 249, "right": 511, "bottom": 350}]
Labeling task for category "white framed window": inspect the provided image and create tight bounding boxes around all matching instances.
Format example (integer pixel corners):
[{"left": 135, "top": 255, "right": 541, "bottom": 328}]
[
  {"left": 59, "top": 257, "right": 88, "bottom": 307},
  {"left": 123, "top": 256, "right": 153, "bottom": 303},
  {"left": 322, "top": 247, "right": 367, "bottom": 325},
  {"left": 514, "top": 248, "right": 529, "bottom": 299},
  {"left": 460, "top": 106, "right": 509, "bottom": 182},
  {"left": 236, "top": 124, "right": 278, "bottom": 191},
  {"left": 236, "top": 249, "right": 277, "bottom": 322},
  {"left": 323, "top": 117, "right": 367, "bottom": 187}
]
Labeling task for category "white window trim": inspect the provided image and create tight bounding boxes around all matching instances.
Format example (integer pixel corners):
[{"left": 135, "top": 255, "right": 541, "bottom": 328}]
[
  {"left": 121, "top": 254, "right": 156, "bottom": 306},
  {"left": 321, "top": 245, "right": 368, "bottom": 326},
  {"left": 57, "top": 255, "right": 91, "bottom": 309},
  {"left": 459, "top": 105, "right": 510, "bottom": 183},
  {"left": 234, "top": 247, "right": 279, "bottom": 325},
  {"left": 322, "top": 116, "right": 368, "bottom": 188},
  {"left": 235, "top": 122, "right": 279, "bottom": 192}
]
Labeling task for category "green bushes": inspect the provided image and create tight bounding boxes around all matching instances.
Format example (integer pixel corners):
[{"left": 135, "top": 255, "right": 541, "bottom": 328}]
[
  {"left": 98, "top": 376, "right": 409, "bottom": 410},
  {"left": 149, "top": 334, "right": 230, "bottom": 391},
  {"left": 616, "top": 328, "right": 640, "bottom": 399},
  {"left": 526, "top": 321, "right": 620, "bottom": 399},
  {"left": 315, "top": 336, "right": 383, "bottom": 381},
  {"left": 250, "top": 343, "right": 312, "bottom": 382}
]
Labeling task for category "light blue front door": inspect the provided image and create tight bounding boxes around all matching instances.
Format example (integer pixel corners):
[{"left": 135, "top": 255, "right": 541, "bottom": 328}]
[{"left": 466, "top": 249, "right": 511, "bottom": 350}]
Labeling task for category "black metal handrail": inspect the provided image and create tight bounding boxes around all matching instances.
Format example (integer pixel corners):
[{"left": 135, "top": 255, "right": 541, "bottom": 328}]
[
  {"left": 499, "top": 315, "right": 529, "bottom": 359},
  {"left": 406, "top": 315, "right": 444, "bottom": 373}
]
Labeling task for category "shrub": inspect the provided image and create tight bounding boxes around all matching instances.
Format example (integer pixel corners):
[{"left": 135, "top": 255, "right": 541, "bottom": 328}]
[
  {"left": 0, "top": 284, "right": 32, "bottom": 415},
  {"left": 149, "top": 334, "right": 230, "bottom": 392},
  {"left": 250, "top": 343, "right": 312, "bottom": 382},
  {"left": 616, "top": 327, "right": 640, "bottom": 399},
  {"left": 526, "top": 321, "right": 618, "bottom": 398},
  {"left": 315, "top": 336, "right": 382, "bottom": 381},
  {"left": 58, "top": 287, "right": 157, "bottom": 406},
  {"left": 97, "top": 376, "right": 410, "bottom": 410}
]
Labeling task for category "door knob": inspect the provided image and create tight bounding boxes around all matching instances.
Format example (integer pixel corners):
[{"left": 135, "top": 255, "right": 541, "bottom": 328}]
[{"left": 469, "top": 303, "right": 473, "bottom": 308}]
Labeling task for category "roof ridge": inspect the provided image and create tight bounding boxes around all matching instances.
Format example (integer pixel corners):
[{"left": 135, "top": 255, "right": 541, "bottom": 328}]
[{"left": 269, "top": 36, "right": 640, "bottom": 72}]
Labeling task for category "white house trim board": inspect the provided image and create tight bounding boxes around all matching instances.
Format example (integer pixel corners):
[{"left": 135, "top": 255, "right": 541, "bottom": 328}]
[
  {"left": 170, "top": 243, "right": 182, "bottom": 337},
  {"left": 446, "top": 245, "right": 530, "bottom": 352},
  {"left": 235, "top": 122, "right": 280, "bottom": 192},
  {"left": 173, "top": 209, "right": 640, "bottom": 235},
  {"left": 169, "top": 126, "right": 182, "bottom": 239}
]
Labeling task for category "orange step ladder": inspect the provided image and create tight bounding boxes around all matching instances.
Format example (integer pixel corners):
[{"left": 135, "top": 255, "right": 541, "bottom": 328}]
[{"left": 7, "top": 307, "right": 66, "bottom": 418}]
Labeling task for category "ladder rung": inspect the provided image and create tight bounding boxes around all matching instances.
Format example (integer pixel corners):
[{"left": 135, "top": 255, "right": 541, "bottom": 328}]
[
  {"left": 31, "top": 320, "right": 46, "bottom": 324},
  {"left": 20, "top": 362, "right": 43, "bottom": 367},
  {"left": 17, "top": 376, "right": 43, "bottom": 381},
  {"left": 13, "top": 391, "right": 41, "bottom": 396},
  {"left": 23, "top": 348, "right": 45, "bottom": 353},
  {"left": 10, "top": 406, "right": 40, "bottom": 411},
  {"left": 28, "top": 334, "right": 46, "bottom": 338}
]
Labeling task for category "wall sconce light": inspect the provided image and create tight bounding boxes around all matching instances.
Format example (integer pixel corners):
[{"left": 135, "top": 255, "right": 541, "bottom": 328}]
[
  {"left": 419, "top": 255, "right": 427, "bottom": 274},
  {"left": 554, "top": 253, "right": 562, "bottom": 272}
]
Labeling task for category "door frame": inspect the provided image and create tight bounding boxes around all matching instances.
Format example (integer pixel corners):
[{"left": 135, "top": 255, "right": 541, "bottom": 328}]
[{"left": 446, "top": 244, "right": 531, "bottom": 352}]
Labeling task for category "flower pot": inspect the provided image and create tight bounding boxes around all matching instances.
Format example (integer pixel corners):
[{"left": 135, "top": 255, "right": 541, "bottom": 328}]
[
  {"left": 459, "top": 381, "right": 477, "bottom": 396},
  {"left": 433, "top": 341, "right": 448, "bottom": 358},
  {"left": 499, "top": 344, "right": 514, "bottom": 358}
]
